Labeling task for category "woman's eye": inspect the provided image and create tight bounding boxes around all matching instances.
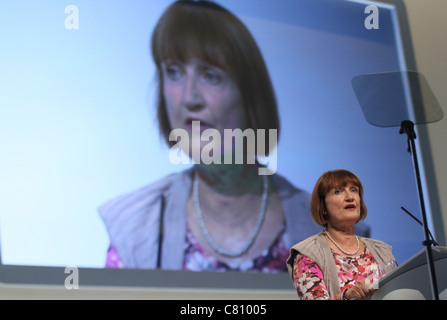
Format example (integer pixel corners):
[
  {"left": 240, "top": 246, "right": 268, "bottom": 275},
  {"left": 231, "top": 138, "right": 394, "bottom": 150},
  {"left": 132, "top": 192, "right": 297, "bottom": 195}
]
[
  {"left": 164, "top": 64, "right": 182, "bottom": 80},
  {"left": 202, "top": 68, "right": 222, "bottom": 85}
]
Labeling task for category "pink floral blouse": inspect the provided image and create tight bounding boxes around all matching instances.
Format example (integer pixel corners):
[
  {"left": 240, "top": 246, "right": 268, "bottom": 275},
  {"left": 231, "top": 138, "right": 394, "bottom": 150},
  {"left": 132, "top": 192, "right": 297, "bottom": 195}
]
[
  {"left": 106, "top": 224, "right": 289, "bottom": 273},
  {"left": 292, "top": 248, "right": 380, "bottom": 300}
]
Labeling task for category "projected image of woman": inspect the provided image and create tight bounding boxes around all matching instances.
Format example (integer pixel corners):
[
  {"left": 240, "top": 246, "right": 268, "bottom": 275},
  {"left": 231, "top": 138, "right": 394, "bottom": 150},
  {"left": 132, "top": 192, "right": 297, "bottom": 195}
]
[{"left": 99, "top": 0, "right": 369, "bottom": 272}]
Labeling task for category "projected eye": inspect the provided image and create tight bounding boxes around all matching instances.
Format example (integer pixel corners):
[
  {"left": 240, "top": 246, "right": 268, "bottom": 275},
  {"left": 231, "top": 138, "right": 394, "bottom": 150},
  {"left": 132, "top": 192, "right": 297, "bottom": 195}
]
[
  {"left": 164, "top": 63, "right": 183, "bottom": 81},
  {"left": 201, "top": 67, "right": 223, "bottom": 85}
]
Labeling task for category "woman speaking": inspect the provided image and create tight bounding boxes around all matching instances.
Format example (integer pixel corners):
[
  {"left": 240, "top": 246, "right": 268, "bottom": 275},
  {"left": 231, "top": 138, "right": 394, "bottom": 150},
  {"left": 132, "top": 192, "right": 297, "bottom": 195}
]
[{"left": 287, "top": 169, "right": 396, "bottom": 300}]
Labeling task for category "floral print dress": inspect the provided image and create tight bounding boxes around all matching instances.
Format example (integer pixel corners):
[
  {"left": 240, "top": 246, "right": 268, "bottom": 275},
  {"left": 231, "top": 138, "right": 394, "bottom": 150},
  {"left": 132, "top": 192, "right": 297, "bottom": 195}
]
[
  {"left": 292, "top": 247, "right": 380, "bottom": 300},
  {"left": 106, "top": 224, "right": 289, "bottom": 273}
]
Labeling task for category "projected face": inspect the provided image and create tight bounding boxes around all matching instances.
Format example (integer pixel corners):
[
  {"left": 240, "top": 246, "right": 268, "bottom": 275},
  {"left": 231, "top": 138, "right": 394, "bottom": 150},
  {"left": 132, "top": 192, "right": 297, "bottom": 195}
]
[{"left": 162, "top": 58, "right": 246, "bottom": 158}]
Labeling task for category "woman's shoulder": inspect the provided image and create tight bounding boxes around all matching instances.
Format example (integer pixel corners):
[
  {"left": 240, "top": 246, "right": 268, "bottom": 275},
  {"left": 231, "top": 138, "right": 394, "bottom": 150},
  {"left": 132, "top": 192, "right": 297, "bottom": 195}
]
[
  {"left": 361, "top": 236, "right": 395, "bottom": 266},
  {"left": 361, "top": 236, "right": 393, "bottom": 252},
  {"left": 98, "top": 169, "right": 192, "bottom": 226},
  {"left": 291, "top": 232, "right": 325, "bottom": 252},
  {"left": 286, "top": 232, "right": 325, "bottom": 274}
]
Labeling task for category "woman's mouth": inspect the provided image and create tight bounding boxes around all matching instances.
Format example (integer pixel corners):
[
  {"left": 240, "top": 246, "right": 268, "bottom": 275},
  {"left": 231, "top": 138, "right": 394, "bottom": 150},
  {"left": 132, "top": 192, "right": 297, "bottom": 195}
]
[{"left": 185, "top": 118, "right": 212, "bottom": 133}]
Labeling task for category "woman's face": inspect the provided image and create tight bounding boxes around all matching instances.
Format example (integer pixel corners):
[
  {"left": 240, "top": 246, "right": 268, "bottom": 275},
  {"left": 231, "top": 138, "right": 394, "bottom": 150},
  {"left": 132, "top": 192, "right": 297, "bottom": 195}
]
[
  {"left": 324, "top": 183, "right": 361, "bottom": 228},
  {"left": 162, "top": 58, "right": 245, "bottom": 160}
]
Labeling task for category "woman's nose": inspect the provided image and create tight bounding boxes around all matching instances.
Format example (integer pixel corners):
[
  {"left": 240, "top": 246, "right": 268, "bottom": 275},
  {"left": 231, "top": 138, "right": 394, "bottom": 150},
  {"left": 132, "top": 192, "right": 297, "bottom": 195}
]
[
  {"left": 182, "top": 75, "right": 204, "bottom": 111},
  {"left": 345, "top": 190, "right": 355, "bottom": 201}
]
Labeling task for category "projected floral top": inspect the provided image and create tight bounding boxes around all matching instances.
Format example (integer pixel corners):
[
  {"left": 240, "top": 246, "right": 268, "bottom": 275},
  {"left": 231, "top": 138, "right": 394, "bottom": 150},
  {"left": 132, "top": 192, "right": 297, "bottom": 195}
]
[
  {"left": 292, "top": 248, "right": 379, "bottom": 300},
  {"left": 105, "top": 224, "right": 289, "bottom": 273}
]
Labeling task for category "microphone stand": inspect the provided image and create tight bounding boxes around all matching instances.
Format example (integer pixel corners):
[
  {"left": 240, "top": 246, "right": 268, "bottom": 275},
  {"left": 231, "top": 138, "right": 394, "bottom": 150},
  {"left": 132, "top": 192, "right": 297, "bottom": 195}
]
[
  {"left": 399, "top": 120, "right": 439, "bottom": 300},
  {"left": 401, "top": 206, "right": 438, "bottom": 246}
]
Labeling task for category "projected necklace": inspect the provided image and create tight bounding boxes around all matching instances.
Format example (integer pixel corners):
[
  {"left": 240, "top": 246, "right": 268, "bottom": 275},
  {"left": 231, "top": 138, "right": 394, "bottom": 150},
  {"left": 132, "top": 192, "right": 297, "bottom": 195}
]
[
  {"left": 193, "top": 174, "right": 268, "bottom": 257},
  {"left": 324, "top": 230, "right": 360, "bottom": 256}
]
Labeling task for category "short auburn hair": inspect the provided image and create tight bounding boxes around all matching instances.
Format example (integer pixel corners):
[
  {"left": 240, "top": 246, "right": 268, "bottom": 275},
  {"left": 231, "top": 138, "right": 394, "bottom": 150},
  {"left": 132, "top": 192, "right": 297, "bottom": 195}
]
[
  {"left": 310, "top": 169, "right": 367, "bottom": 227},
  {"left": 151, "top": 0, "right": 279, "bottom": 154}
]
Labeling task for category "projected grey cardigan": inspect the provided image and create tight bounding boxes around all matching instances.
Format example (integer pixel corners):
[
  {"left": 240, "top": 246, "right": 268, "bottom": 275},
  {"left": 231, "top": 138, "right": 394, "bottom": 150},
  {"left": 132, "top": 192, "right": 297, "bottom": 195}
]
[
  {"left": 286, "top": 231, "right": 395, "bottom": 298},
  {"left": 98, "top": 168, "right": 370, "bottom": 270}
]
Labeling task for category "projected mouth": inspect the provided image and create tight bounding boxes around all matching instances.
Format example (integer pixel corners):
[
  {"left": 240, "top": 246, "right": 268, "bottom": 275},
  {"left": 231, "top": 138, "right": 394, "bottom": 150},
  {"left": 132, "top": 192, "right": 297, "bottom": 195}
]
[{"left": 185, "top": 118, "right": 212, "bottom": 132}]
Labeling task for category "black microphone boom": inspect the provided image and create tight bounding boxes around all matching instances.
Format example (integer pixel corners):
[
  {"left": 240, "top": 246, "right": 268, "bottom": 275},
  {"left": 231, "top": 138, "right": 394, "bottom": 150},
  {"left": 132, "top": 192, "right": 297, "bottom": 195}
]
[{"left": 400, "top": 206, "right": 439, "bottom": 246}]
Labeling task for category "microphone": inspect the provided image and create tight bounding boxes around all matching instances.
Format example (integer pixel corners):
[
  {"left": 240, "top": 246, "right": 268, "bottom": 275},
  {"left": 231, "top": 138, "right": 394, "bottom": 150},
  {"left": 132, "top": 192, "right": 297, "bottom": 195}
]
[{"left": 401, "top": 206, "right": 438, "bottom": 246}]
